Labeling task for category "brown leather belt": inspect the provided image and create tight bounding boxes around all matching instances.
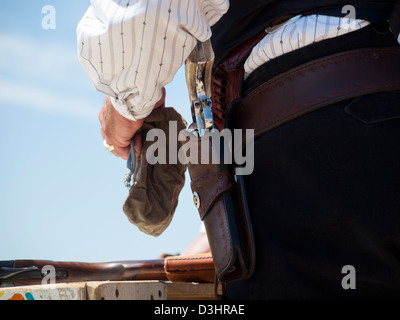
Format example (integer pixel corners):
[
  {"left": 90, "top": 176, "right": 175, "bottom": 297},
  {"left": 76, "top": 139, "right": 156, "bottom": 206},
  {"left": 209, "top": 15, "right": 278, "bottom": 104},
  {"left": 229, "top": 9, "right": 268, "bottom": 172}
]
[{"left": 231, "top": 47, "right": 400, "bottom": 141}]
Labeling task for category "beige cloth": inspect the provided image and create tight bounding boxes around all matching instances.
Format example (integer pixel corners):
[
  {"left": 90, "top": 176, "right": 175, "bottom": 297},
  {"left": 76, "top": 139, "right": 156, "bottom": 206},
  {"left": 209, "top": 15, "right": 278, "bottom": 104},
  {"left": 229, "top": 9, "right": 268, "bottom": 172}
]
[{"left": 123, "top": 107, "right": 187, "bottom": 237}]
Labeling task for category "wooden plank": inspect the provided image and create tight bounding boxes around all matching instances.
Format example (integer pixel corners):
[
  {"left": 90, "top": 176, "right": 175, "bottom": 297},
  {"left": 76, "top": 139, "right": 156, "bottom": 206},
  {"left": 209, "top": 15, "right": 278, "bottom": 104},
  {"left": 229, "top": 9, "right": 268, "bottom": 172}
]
[
  {"left": 86, "top": 281, "right": 167, "bottom": 300},
  {"left": 0, "top": 283, "right": 86, "bottom": 300},
  {"left": 165, "top": 282, "right": 221, "bottom": 300},
  {"left": 0, "top": 281, "right": 222, "bottom": 300}
]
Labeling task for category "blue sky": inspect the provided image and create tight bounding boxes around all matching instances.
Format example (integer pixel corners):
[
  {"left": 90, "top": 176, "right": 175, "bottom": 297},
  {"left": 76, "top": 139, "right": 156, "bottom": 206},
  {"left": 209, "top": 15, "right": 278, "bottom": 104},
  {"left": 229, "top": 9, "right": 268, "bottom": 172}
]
[{"left": 0, "top": 0, "right": 201, "bottom": 262}]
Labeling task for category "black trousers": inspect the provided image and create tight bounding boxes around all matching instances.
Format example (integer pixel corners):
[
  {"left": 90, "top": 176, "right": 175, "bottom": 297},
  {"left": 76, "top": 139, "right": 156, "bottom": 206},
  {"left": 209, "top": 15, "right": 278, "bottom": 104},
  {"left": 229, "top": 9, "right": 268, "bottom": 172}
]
[{"left": 225, "top": 25, "right": 400, "bottom": 299}]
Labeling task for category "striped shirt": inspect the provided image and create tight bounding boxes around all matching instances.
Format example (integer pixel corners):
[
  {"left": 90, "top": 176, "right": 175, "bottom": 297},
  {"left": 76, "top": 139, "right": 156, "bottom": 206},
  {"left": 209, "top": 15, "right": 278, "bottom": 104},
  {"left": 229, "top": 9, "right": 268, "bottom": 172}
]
[{"left": 77, "top": 0, "right": 383, "bottom": 121}]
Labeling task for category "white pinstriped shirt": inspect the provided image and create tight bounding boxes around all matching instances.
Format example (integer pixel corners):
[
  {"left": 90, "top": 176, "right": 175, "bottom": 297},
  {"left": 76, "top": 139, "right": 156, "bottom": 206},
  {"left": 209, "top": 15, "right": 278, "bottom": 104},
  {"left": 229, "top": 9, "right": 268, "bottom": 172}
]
[{"left": 77, "top": 0, "right": 375, "bottom": 121}]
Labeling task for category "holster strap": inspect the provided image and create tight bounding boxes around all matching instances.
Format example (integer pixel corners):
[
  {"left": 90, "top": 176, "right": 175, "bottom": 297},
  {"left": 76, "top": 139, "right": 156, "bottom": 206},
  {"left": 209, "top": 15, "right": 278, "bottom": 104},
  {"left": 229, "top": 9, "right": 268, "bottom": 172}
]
[{"left": 190, "top": 171, "right": 234, "bottom": 220}]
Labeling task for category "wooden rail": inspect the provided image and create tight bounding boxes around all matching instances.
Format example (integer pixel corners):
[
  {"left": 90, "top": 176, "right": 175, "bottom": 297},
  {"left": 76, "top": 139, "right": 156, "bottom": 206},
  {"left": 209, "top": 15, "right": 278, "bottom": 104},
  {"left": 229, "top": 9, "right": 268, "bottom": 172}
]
[{"left": 0, "top": 281, "right": 222, "bottom": 300}]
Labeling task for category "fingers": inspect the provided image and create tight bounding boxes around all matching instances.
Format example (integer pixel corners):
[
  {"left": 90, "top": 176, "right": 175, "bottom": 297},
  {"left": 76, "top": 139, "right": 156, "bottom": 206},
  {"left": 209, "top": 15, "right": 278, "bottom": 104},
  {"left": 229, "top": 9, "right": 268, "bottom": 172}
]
[
  {"left": 103, "top": 135, "right": 140, "bottom": 160},
  {"left": 98, "top": 89, "right": 165, "bottom": 161},
  {"left": 114, "top": 145, "right": 130, "bottom": 160},
  {"left": 99, "top": 97, "right": 139, "bottom": 160},
  {"left": 133, "top": 133, "right": 143, "bottom": 157},
  {"left": 102, "top": 137, "right": 130, "bottom": 160},
  {"left": 100, "top": 119, "right": 130, "bottom": 161},
  {"left": 101, "top": 131, "right": 131, "bottom": 160}
]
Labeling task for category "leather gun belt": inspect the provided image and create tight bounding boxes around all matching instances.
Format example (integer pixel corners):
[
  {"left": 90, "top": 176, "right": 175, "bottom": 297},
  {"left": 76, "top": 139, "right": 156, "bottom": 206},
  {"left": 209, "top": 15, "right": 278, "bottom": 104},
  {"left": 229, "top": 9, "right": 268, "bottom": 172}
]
[{"left": 229, "top": 47, "right": 400, "bottom": 140}]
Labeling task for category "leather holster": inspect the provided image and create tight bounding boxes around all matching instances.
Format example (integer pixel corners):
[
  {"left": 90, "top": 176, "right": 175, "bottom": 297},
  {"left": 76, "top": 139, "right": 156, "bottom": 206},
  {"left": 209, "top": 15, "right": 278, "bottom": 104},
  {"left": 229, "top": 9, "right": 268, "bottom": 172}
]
[
  {"left": 182, "top": 129, "right": 255, "bottom": 283},
  {"left": 182, "top": 36, "right": 263, "bottom": 283}
]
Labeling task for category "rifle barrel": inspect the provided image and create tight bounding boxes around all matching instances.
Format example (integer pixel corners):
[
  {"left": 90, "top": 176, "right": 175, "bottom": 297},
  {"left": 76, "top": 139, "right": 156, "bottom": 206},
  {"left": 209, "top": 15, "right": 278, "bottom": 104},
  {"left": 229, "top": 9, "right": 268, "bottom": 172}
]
[{"left": 1, "top": 259, "right": 167, "bottom": 287}]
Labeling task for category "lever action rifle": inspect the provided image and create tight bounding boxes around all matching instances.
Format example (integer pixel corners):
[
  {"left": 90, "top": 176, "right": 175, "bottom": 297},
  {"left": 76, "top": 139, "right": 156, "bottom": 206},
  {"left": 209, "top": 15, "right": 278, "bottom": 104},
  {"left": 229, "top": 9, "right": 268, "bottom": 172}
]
[{"left": 0, "top": 254, "right": 215, "bottom": 288}]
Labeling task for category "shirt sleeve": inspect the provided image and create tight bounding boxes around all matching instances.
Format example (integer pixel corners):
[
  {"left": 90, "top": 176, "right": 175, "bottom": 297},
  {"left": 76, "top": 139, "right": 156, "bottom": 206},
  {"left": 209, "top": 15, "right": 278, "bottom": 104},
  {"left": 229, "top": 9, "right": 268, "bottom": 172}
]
[{"left": 77, "top": 0, "right": 229, "bottom": 121}]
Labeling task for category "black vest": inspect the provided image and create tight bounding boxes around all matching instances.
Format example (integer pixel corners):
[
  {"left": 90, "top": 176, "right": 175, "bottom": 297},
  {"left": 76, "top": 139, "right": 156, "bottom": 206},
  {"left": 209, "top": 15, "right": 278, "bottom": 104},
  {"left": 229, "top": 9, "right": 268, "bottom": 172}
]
[{"left": 211, "top": 0, "right": 396, "bottom": 65}]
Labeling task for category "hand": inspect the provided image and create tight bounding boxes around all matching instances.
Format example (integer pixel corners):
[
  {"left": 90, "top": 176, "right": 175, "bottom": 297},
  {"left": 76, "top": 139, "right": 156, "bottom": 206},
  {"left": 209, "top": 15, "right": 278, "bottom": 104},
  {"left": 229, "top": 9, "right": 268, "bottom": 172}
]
[{"left": 99, "top": 88, "right": 166, "bottom": 160}]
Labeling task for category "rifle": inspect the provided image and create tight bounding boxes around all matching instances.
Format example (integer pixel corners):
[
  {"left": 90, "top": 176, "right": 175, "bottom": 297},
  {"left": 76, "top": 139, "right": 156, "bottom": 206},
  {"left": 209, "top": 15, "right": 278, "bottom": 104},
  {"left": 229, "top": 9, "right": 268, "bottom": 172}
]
[{"left": 0, "top": 253, "right": 215, "bottom": 288}]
